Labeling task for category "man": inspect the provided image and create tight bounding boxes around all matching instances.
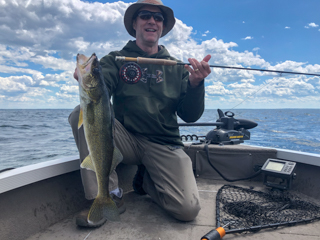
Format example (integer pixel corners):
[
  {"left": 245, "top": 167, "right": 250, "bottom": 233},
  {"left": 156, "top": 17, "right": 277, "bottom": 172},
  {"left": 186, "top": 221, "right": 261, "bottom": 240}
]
[{"left": 69, "top": 0, "right": 211, "bottom": 227}]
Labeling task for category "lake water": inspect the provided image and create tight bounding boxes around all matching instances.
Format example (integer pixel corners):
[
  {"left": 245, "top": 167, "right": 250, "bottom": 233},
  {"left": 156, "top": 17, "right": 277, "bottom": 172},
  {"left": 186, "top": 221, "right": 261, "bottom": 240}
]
[{"left": 0, "top": 108, "right": 319, "bottom": 170}]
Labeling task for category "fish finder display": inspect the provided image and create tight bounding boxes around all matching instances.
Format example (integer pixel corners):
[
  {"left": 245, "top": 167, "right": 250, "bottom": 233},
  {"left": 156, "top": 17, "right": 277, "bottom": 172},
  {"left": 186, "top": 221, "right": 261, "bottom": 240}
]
[
  {"left": 261, "top": 158, "right": 297, "bottom": 189},
  {"left": 265, "top": 161, "right": 285, "bottom": 172},
  {"left": 262, "top": 159, "right": 296, "bottom": 175}
]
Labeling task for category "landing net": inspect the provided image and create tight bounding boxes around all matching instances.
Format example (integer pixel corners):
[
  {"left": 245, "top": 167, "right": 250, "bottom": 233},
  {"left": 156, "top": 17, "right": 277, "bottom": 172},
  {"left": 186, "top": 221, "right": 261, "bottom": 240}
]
[{"left": 216, "top": 185, "right": 320, "bottom": 233}]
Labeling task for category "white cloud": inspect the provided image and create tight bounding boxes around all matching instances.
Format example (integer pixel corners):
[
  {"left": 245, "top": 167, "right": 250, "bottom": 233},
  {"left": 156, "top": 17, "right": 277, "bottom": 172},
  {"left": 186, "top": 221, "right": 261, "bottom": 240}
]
[
  {"left": 206, "top": 82, "right": 233, "bottom": 96},
  {"left": 0, "top": 76, "right": 29, "bottom": 93},
  {"left": 162, "top": 19, "right": 193, "bottom": 44},
  {"left": 285, "top": 26, "right": 290, "bottom": 29},
  {"left": 0, "top": 0, "right": 130, "bottom": 58},
  {"left": 202, "top": 30, "right": 210, "bottom": 36},
  {"left": 32, "top": 55, "right": 75, "bottom": 71},
  {"left": 228, "top": 80, "right": 258, "bottom": 97},
  {"left": 0, "top": 0, "right": 319, "bottom": 109},
  {"left": 305, "top": 22, "right": 319, "bottom": 28},
  {"left": 0, "top": 64, "right": 40, "bottom": 75},
  {"left": 270, "top": 60, "right": 320, "bottom": 75},
  {"left": 242, "top": 36, "right": 253, "bottom": 40},
  {"left": 60, "top": 85, "right": 78, "bottom": 94},
  {"left": 260, "top": 76, "right": 316, "bottom": 97}
]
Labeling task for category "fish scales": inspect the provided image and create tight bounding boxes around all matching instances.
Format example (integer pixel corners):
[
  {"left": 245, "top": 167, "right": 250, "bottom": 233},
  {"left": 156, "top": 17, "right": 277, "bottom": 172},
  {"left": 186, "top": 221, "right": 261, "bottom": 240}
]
[{"left": 76, "top": 53, "right": 123, "bottom": 225}]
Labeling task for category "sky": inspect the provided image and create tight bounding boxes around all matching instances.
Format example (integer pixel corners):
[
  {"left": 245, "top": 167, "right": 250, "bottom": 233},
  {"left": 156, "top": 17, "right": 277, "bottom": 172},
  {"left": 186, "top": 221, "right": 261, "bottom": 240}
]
[{"left": 0, "top": 0, "right": 319, "bottom": 109}]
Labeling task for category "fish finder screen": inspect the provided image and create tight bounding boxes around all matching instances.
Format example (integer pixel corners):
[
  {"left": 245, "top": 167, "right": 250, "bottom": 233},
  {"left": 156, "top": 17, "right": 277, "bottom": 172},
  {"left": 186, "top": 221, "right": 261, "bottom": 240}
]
[{"left": 265, "top": 161, "right": 285, "bottom": 172}]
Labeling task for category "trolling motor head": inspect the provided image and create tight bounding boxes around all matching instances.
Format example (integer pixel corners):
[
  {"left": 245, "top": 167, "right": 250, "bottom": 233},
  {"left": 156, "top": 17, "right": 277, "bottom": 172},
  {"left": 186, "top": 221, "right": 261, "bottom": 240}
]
[{"left": 206, "top": 109, "right": 258, "bottom": 145}]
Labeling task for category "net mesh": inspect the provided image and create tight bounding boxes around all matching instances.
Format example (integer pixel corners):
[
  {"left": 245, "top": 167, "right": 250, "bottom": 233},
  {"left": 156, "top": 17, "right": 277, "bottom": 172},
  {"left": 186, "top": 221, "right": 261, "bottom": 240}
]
[{"left": 216, "top": 185, "right": 320, "bottom": 232}]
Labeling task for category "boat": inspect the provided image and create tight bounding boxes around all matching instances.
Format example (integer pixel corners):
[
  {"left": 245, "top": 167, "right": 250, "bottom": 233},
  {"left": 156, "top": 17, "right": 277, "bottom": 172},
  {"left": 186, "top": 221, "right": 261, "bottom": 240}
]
[{"left": 1, "top": 110, "right": 320, "bottom": 240}]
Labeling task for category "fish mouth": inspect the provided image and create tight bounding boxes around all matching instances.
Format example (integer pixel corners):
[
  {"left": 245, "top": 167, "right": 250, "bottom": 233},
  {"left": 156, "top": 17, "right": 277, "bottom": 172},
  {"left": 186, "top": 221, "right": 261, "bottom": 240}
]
[{"left": 77, "top": 53, "right": 97, "bottom": 69}]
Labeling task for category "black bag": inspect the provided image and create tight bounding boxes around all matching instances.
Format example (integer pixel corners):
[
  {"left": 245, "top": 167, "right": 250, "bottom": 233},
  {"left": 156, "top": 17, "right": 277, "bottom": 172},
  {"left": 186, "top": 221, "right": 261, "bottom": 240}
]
[{"left": 184, "top": 143, "right": 277, "bottom": 180}]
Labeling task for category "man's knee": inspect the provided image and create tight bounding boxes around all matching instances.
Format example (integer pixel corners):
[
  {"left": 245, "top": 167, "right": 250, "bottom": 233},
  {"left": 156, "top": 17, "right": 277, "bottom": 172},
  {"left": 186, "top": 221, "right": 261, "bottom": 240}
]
[
  {"left": 68, "top": 105, "right": 80, "bottom": 127},
  {"left": 165, "top": 193, "right": 201, "bottom": 222},
  {"left": 68, "top": 105, "right": 86, "bottom": 154},
  {"left": 171, "top": 199, "right": 201, "bottom": 221}
]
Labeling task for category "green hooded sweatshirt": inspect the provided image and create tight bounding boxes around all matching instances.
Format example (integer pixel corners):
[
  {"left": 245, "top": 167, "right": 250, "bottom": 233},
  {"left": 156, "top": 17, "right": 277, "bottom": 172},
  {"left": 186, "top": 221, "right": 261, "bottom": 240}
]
[{"left": 100, "top": 40, "right": 205, "bottom": 147}]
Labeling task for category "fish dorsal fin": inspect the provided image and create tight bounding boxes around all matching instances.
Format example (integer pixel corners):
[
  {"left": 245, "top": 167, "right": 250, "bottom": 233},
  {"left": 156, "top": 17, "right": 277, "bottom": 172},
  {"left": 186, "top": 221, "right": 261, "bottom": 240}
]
[
  {"left": 80, "top": 155, "right": 95, "bottom": 172},
  {"left": 78, "top": 108, "right": 84, "bottom": 129},
  {"left": 111, "top": 147, "right": 123, "bottom": 173}
]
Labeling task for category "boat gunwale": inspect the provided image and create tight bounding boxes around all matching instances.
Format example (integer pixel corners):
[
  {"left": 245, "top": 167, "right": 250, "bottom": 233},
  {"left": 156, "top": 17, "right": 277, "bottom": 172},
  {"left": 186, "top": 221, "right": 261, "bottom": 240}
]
[
  {"left": 0, "top": 145, "right": 320, "bottom": 194},
  {"left": 0, "top": 155, "right": 79, "bottom": 194}
]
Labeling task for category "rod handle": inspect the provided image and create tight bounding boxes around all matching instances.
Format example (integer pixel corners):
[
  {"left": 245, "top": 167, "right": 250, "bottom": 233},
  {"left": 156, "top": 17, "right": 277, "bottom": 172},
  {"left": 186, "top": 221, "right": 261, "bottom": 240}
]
[
  {"left": 201, "top": 227, "right": 226, "bottom": 240},
  {"left": 115, "top": 56, "right": 178, "bottom": 66}
]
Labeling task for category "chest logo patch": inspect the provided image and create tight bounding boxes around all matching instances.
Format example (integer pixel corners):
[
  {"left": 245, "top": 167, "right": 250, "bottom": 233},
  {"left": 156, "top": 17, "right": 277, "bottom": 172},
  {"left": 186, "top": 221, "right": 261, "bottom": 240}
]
[{"left": 119, "top": 62, "right": 142, "bottom": 84}]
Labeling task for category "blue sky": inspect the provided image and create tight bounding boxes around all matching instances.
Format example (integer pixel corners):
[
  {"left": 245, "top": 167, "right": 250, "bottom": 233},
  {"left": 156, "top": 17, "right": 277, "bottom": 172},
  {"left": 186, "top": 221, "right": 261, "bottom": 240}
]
[{"left": 0, "top": 0, "right": 319, "bottom": 109}]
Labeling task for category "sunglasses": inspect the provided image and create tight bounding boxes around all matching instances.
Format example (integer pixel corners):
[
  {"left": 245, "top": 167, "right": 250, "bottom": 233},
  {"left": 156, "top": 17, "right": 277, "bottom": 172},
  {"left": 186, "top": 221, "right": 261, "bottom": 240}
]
[{"left": 137, "top": 10, "right": 164, "bottom": 22}]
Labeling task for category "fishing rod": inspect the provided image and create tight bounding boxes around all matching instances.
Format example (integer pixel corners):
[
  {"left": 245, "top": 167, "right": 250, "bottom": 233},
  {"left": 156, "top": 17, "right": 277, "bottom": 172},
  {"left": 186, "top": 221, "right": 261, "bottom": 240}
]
[
  {"left": 201, "top": 218, "right": 319, "bottom": 240},
  {"left": 115, "top": 56, "right": 320, "bottom": 77}
]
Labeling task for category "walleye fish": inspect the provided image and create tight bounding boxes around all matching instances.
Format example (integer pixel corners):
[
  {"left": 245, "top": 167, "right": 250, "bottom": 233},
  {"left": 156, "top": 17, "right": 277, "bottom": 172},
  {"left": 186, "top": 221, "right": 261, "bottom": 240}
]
[{"left": 76, "top": 53, "right": 123, "bottom": 225}]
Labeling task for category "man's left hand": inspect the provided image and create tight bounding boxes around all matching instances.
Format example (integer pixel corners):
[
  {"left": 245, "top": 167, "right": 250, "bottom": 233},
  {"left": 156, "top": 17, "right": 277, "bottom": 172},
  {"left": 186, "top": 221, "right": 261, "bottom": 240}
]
[{"left": 185, "top": 54, "right": 211, "bottom": 88}]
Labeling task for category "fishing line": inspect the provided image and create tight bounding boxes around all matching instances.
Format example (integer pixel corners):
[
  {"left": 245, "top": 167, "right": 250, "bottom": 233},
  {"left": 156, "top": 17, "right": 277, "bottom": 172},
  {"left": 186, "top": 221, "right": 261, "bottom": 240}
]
[{"left": 229, "top": 74, "right": 282, "bottom": 110}]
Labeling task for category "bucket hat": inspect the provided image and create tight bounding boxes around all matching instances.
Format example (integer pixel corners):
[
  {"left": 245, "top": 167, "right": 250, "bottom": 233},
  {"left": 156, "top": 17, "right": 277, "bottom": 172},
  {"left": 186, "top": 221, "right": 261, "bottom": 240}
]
[{"left": 124, "top": 0, "right": 175, "bottom": 38}]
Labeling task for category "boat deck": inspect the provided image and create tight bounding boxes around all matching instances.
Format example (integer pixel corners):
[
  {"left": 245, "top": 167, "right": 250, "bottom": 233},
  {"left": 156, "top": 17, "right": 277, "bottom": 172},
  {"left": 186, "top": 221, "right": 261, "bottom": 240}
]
[{"left": 25, "top": 178, "right": 320, "bottom": 240}]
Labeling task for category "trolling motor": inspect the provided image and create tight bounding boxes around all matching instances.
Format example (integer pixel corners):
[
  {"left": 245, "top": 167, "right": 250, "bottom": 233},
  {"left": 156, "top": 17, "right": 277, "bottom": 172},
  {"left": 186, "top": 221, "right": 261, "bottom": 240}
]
[
  {"left": 206, "top": 109, "right": 257, "bottom": 144},
  {"left": 179, "top": 109, "right": 258, "bottom": 145}
]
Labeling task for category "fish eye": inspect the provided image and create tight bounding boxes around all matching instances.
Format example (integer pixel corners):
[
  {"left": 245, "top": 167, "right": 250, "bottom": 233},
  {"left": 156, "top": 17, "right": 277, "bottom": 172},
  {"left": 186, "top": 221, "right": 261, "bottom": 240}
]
[{"left": 93, "top": 67, "right": 100, "bottom": 73}]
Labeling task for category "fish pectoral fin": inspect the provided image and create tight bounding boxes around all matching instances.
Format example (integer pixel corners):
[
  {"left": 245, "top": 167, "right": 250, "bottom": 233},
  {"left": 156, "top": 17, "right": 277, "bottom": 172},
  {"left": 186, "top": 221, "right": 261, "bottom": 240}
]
[
  {"left": 111, "top": 147, "right": 123, "bottom": 173},
  {"left": 87, "top": 196, "right": 120, "bottom": 223},
  {"left": 80, "top": 155, "right": 95, "bottom": 172},
  {"left": 78, "top": 108, "right": 84, "bottom": 129}
]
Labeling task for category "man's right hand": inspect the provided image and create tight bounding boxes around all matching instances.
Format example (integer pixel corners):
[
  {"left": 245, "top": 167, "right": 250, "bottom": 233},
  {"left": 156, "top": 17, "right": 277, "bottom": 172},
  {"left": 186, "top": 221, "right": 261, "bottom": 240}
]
[{"left": 74, "top": 68, "right": 78, "bottom": 81}]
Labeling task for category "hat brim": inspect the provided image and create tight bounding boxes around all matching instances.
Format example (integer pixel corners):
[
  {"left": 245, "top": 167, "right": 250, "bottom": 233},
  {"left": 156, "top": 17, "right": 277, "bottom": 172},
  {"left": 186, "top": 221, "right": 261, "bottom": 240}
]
[{"left": 124, "top": 3, "right": 175, "bottom": 38}]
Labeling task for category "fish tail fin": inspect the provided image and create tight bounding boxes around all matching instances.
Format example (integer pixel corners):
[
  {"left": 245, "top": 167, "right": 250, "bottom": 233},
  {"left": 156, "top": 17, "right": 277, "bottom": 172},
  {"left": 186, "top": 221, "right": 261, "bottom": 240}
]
[
  {"left": 111, "top": 147, "right": 123, "bottom": 172},
  {"left": 78, "top": 108, "right": 83, "bottom": 129},
  {"left": 80, "top": 155, "right": 95, "bottom": 172},
  {"left": 87, "top": 196, "right": 120, "bottom": 224}
]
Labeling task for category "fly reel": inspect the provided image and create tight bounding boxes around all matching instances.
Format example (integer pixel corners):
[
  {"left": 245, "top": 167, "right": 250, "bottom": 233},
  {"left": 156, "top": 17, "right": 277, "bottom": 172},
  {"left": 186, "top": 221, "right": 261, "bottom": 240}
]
[{"left": 119, "top": 62, "right": 142, "bottom": 84}]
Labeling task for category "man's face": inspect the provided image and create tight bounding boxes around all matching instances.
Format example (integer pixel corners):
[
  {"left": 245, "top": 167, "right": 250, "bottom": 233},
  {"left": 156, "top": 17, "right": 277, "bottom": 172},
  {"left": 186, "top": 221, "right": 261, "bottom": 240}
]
[{"left": 133, "top": 6, "right": 165, "bottom": 47}]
